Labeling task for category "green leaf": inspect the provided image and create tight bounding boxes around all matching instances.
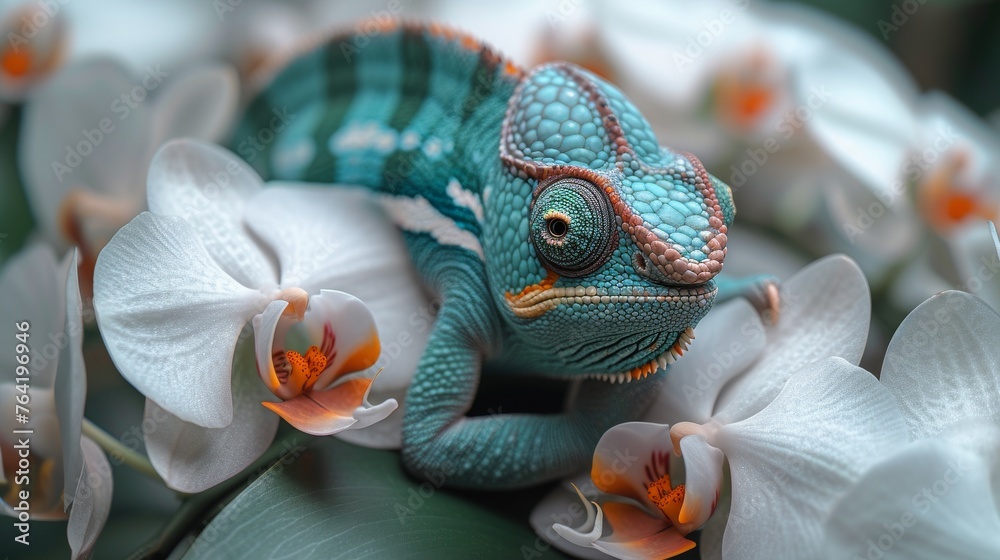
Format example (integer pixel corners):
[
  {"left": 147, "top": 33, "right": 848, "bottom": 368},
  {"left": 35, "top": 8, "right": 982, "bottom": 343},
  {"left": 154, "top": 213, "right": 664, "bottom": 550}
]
[
  {"left": 0, "top": 106, "right": 36, "bottom": 265},
  {"left": 184, "top": 438, "right": 573, "bottom": 559}
]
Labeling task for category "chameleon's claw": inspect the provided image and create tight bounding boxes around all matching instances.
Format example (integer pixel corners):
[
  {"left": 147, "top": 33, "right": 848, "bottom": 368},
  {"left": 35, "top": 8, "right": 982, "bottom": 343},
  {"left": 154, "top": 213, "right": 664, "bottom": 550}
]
[
  {"left": 714, "top": 274, "right": 781, "bottom": 325},
  {"left": 759, "top": 280, "right": 781, "bottom": 326},
  {"left": 742, "top": 278, "right": 781, "bottom": 326}
]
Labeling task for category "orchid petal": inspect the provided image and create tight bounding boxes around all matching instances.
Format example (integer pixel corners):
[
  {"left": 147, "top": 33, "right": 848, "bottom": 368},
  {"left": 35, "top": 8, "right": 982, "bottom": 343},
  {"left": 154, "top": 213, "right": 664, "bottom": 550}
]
[
  {"left": 150, "top": 64, "right": 239, "bottom": 146},
  {"left": 144, "top": 338, "right": 279, "bottom": 493},
  {"left": 919, "top": 91, "right": 1000, "bottom": 183},
  {"left": 677, "top": 435, "right": 723, "bottom": 530},
  {"left": 146, "top": 139, "right": 276, "bottom": 290},
  {"left": 0, "top": 2, "right": 66, "bottom": 101},
  {"left": 93, "top": 212, "right": 271, "bottom": 428},
  {"left": 647, "top": 299, "right": 766, "bottom": 425},
  {"left": 715, "top": 255, "right": 870, "bottom": 422},
  {"left": 593, "top": 502, "right": 695, "bottom": 560},
  {"left": 67, "top": 436, "right": 113, "bottom": 560},
  {"left": 794, "top": 26, "right": 918, "bottom": 201},
  {"left": 596, "top": 0, "right": 750, "bottom": 103},
  {"left": 881, "top": 290, "right": 1000, "bottom": 440},
  {"left": 697, "top": 474, "right": 731, "bottom": 560},
  {"left": 251, "top": 299, "right": 292, "bottom": 396},
  {"left": 263, "top": 376, "right": 397, "bottom": 437},
  {"left": 591, "top": 422, "right": 672, "bottom": 513},
  {"left": 20, "top": 58, "right": 150, "bottom": 242},
  {"left": 305, "top": 290, "right": 381, "bottom": 389},
  {"left": 55, "top": 250, "right": 86, "bottom": 507},
  {"left": 946, "top": 220, "right": 1000, "bottom": 314},
  {"left": 717, "top": 357, "right": 908, "bottom": 560},
  {"left": 821, "top": 439, "right": 1000, "bottom": 560},
  {"left": 244, "top": 185, "right": 430, "bottom": 394},
  {"left": 821, "top": 170, "right": 920, "bottom": 267},
  {"left": 0, "top": 243, "right": 63, "bottom": 388},
  {"left": 552, "top": 485, "right": 605, "bottom": 549},
  {"left": 531, "top": 473, "right": 613, "bottom": 560}
]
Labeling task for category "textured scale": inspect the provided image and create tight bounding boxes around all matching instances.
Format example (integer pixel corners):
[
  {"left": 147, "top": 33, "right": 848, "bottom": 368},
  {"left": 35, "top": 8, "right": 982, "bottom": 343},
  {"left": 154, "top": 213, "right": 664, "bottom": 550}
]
[{"left": 235, "top": 22, "right": 742, "bottom": 489}]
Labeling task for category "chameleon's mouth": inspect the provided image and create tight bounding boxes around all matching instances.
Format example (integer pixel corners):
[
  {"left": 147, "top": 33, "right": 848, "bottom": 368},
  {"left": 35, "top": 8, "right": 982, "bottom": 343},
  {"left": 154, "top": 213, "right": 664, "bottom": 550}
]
[
  {"left": 581, "top": 327, "right": 695, "bottom": 384},
  {"left": 506, "top": 284, "right": 717, "bottom": 319}
]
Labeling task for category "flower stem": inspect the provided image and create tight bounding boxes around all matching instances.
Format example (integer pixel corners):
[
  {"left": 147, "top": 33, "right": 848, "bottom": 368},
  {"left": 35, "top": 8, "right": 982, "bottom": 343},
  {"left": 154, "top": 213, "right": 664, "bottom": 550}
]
[{"left": 82, "top": 417, "right": 162, "bottom": 482}]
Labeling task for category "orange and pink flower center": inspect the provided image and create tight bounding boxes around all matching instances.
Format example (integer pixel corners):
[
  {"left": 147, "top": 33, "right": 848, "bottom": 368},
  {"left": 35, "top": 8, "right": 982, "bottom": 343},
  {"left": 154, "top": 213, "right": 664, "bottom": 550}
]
[
  {"left": 713, "top": 49, "right": 781, "bottom": 132},
  {"left": 647, "top": 473, "right": 686, "bottom": 525},
  {"left": 271, "top": 324, "right": 337, "bottom": 399},
  {"left": 918, "top": 150, "right": 996, "bottom": 233}
]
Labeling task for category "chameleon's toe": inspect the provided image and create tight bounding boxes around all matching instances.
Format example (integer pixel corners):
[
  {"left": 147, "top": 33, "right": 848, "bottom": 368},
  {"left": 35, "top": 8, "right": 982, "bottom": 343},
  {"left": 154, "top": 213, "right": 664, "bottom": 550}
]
[
  {"left": 714, "top": 274, "right": 781, "bottom": 325},
  {"left": 756, "top": 279, "right": 781, "bottom": 326}
]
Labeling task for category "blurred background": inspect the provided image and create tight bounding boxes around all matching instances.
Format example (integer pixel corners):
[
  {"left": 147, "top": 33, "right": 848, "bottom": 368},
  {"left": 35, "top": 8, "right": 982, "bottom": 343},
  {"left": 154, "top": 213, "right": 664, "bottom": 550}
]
[{"left": 0, "top": 0, "right": 998, "bottom": 557}]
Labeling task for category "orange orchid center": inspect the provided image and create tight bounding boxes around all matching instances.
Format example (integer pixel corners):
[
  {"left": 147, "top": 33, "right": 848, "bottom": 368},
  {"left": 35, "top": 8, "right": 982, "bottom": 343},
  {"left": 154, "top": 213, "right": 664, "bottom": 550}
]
[
  {"left": 647, "top": 473, "right": 686, "bottom": 527},
  {"left": 1, "top": 46, "right": 32, "bottom": 77},
  {"left": 734, "top": 86, "right": 774, "bottom": 122},
  {"left": 284, "top": 346, "right": 327, "bottom": 394},
  {"left": 271, "top": 323, "right": 337, "bottom": 400},
  {"left": 918, "top": 151, "right": 996, "bottom": 233},
  {"left": 713, "top": 49, "right": 781, "bottom": 132}
]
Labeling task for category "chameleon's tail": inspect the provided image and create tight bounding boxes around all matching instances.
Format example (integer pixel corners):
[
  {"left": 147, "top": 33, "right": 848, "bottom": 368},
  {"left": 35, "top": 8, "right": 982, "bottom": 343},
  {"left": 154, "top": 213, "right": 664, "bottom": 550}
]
[{"left": 230, "top": 20, "right": 523, "bottom": 195}]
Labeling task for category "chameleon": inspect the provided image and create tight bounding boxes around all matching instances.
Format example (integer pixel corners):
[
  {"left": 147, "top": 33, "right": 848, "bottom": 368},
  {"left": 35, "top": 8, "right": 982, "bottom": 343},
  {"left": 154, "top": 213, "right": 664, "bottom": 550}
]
[{"left": 234, "top": 21, "right": 775, "bottom": 489}]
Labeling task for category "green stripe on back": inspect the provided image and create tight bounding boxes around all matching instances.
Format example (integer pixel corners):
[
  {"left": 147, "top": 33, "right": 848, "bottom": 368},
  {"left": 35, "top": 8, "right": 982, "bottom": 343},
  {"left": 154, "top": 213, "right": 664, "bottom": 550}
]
[
  {"left": 302, "top": 40, "right": 360, "bottom": 182},
  {"left": 386, "top": 30, "right": 431, "bottom": 132}
]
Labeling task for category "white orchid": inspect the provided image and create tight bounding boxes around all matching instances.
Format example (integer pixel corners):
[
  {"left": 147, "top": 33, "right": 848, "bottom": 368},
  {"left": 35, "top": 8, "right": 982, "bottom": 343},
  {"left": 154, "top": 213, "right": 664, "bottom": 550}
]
[
  {"left": 19, "top": 57, "right": 239, "bottom": 293},
  {"left": 0, "top": 0, "right": 220, "bottom": 101},
  {"left": 581, "top": 0, "right": 924, "bottom": 284},
  {"left": 0, "top": 244, "right": 112, "bottom": 558},
  {"left": 92, "top": 139, "right": 430, "bottom": 492},
  {"left": 890, "top": 91, "right": 1000, "bottom": 311},
  {"left": 534, "top": 255, "right": 917, "bottom": 559},
  {"left": 0, "top": 0, "right": 66, "bottom": 101},
  {"left": 820, "top": 289, "right": 1000, "bottom": 559}
]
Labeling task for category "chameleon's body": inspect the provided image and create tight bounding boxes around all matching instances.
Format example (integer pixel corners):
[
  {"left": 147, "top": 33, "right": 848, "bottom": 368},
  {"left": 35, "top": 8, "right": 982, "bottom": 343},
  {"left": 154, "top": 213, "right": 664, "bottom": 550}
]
[{"left": 235, "top": 23, "right": 741, "bottom": 489}]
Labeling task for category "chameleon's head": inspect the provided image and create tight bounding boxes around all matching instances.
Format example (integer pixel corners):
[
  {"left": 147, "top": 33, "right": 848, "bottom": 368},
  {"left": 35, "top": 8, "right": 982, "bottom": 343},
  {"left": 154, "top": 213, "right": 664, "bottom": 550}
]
[{"left": 490, "top": 63, "right": 735, "bottom": 382}]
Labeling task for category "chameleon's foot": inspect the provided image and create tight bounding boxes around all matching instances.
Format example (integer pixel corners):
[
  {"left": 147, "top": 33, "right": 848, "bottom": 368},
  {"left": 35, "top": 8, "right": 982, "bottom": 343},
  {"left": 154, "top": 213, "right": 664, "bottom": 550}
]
[{"left": 715, "top": 274, "right": 781, "bottom": 325}]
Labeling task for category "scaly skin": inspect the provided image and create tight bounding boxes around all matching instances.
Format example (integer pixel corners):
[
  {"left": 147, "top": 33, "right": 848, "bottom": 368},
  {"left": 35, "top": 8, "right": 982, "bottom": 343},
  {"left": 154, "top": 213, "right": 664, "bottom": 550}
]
[{"left": 235, "top": 22, "right": 763, "bottom": 489}]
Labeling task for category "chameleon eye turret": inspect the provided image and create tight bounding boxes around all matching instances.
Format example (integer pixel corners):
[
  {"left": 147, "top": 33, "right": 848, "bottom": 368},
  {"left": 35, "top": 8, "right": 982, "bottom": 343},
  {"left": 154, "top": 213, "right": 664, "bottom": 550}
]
[{"left": 529, "top": 176, "right": 618, "bottom": 278}]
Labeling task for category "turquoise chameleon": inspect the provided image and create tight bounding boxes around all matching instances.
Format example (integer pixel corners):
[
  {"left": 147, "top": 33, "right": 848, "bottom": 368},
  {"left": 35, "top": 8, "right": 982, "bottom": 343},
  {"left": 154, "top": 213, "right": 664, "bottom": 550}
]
[{"left": 234, "top": 22, "right": 776, "bottom": 489}]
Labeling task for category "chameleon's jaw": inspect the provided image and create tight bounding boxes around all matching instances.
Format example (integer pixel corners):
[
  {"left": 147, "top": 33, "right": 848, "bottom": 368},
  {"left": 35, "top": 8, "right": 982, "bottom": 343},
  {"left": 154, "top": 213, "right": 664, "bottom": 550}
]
[
  {"left": 582, "top": 327, "right": 695, "bottom": 384},
  {"left": 505, "top": 283, "right": 717, "bottom": 319}
]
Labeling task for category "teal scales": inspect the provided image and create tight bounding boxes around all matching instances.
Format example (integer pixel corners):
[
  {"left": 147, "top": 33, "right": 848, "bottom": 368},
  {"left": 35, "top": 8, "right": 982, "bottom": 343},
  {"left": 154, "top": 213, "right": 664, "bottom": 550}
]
[{"left": 234, "top": 22, "right": 768, "bottom": 489}]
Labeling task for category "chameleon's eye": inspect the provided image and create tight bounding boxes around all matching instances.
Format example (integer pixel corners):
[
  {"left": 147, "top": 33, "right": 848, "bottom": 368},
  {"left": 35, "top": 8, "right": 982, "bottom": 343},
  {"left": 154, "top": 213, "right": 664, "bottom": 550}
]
[{"left": 529, "top": 177, "right": 618, "bottom": 277}]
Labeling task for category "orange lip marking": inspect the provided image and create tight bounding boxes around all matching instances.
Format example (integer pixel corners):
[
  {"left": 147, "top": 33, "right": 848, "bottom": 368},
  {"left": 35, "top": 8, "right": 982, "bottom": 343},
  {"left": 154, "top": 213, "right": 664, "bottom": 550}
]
[{"left": 505, "top": 270, "right": 559, "bottom": 302}]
